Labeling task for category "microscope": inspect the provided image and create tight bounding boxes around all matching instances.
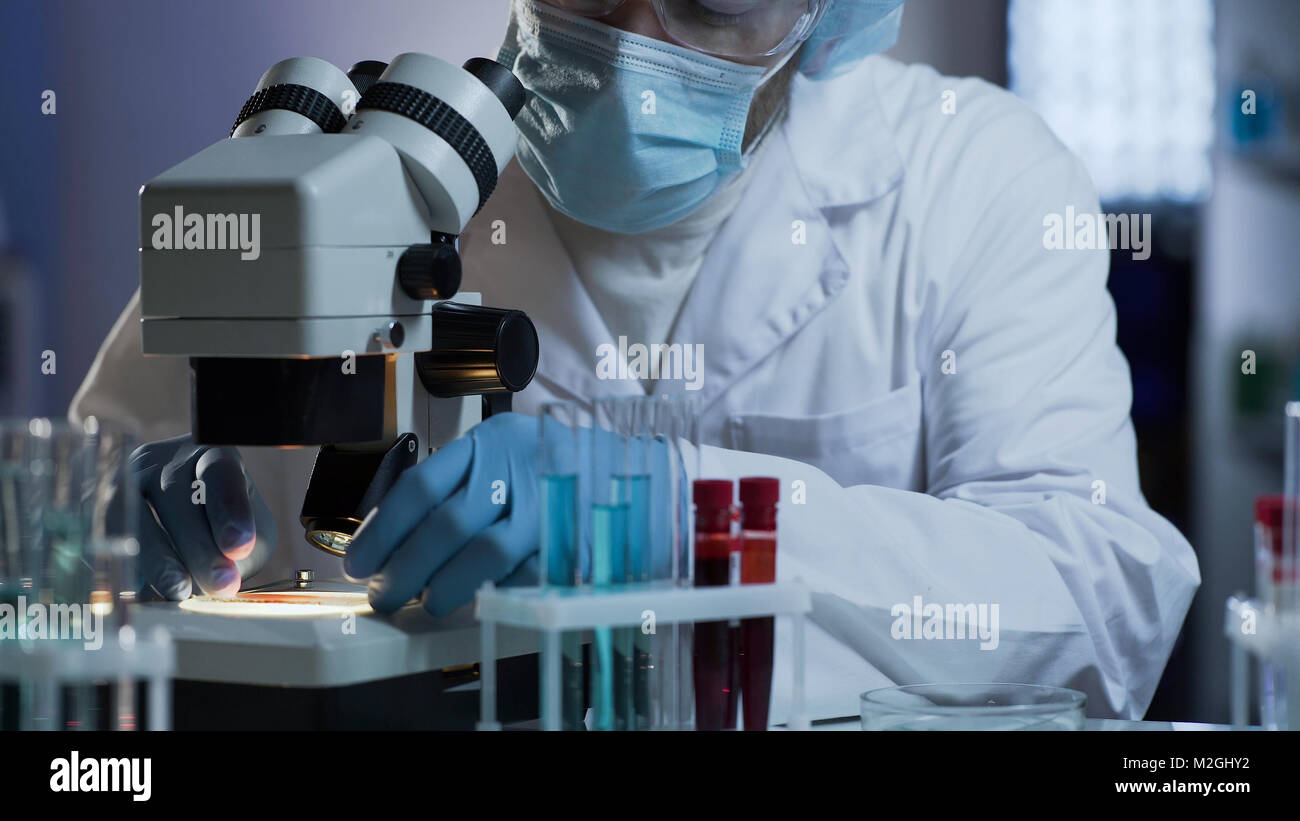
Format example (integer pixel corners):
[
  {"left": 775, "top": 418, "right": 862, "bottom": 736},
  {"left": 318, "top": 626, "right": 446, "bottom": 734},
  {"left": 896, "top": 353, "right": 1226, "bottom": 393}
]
[
  {"left": 138, "top": 53, "right": 538, "bottom": 558},
  {"left": 131, "top": 54, "right": 547, "bottom": 729}
]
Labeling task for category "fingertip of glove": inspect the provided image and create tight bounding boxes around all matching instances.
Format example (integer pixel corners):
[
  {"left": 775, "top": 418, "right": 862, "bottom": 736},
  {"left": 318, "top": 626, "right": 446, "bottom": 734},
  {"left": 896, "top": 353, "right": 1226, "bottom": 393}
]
[
  {"left": 203, "top": 566, "right": 241, "bottom": 599},
  {"left": 155, "top": 570, "right": 191, "bottom": 602},
  {"left": 422, "top": 596, "right": 454, "bottom": 619},
  {"left": 218, "top": 523, "right": 256, "bottom": 559},
  {"left": 365, "top": 576, "right": 399, "bottom": 613},
  {"left": 342, "top": 507, "right": 380, "bottom": 578}
]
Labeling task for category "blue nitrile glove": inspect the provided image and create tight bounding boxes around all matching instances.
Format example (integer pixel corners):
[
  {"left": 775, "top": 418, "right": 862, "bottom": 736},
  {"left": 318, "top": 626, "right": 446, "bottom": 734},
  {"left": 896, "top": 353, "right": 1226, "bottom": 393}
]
[
  {"left": 346, "top": 411, "right": 681, "bottom": 617},
  {"left": 130, "top": 435, "right": 277, "bottom": 599}
]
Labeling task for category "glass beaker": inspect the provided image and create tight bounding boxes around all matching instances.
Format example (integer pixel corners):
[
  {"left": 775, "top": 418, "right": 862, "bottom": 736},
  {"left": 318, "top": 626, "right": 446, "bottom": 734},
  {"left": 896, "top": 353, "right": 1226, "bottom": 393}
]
[{"left": 860, "top": 683, "right": 1086, "bottom": 730}]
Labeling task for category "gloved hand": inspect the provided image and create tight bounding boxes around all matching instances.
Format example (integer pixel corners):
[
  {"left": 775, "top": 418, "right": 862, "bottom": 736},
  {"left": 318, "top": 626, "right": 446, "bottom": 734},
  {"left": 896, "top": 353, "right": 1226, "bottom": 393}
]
[
  {"left": 130, "top": 435, "right": 277, "bottom": 599},
  {"left": 347, "top": 410, "right": 681, "bottom": 617},
  {"left": 345, "top": 412, "right": 542, "bottom": 617}
]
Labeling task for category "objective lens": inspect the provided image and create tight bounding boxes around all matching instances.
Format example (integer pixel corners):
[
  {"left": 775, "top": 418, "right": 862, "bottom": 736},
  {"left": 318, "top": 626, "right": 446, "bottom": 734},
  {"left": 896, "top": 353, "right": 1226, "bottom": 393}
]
[{"left": 307, "top": 529, "right": 354, "bottom": 557}]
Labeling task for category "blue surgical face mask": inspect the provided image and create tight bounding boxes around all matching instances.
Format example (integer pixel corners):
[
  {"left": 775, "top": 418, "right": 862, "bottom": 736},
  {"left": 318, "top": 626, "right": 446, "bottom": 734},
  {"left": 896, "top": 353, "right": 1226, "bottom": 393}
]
[{"left": 498, "top": 0, "right": 792, "bottom": 235}]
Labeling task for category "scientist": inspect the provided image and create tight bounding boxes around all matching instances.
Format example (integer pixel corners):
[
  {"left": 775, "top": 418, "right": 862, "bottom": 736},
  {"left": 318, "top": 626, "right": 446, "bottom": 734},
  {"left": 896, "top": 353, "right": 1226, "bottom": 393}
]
[{"left": 72, "top": 0, "right": 1200, "bottom": 721}]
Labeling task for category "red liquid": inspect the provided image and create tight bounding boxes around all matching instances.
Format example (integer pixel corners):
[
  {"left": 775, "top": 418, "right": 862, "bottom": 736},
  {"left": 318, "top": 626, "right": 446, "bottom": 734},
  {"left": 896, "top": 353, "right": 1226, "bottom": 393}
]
[
  {"left": 741, "top": 617, "right": 774, "bottom": 730},
  {"left": 740, "top": 533, "right": 776, "bottom": 730},
  {"left": 694, "top": 537, "right": 736, "bottom": 731},
  {"left": 726, "top": 621, "right": 741, "bottom": 729}
]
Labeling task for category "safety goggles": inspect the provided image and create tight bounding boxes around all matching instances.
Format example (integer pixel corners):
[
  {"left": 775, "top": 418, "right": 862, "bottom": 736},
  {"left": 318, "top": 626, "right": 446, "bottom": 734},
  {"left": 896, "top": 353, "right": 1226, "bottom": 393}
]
[{"left": 534, "top": 0, "right": 830, "bottom": 58}]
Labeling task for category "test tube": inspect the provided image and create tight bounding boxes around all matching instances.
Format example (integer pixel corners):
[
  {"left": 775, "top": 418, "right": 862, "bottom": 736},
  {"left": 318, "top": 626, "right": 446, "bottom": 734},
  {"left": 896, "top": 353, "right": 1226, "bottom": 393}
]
[
  {"left": 1282, "top": 402, "right": 1300, "bottom": 730},
  {"left": 1284, "top": 402, "right": 1300, "bottom": 615},
  {"left": 41, "top": 419, "right": 95, "bottom": 730},
  {"left": 645, "top": 395, "right": 697, "bottom": 729},
  {"left": 692, "top": 479, "right": 736, "bottom": 730},
  {"left": 0, "top": 425, "right": 31, "bottom": 600},
  {"left": 604, "top": 397, "right": 648, "bottom": 730},
  {"left": 646, "top": 396, "right": 697, "bottom": 582},
  {"left": 739, "top": 477, "right": 780, "bottom": 731},
  {"left": 1254, "top": 495, "right": 1286, "bottom": 729},
  {"left": 0, "top": 421, "right": 39, "bottom": 729},
  {"left": 589, "top": 397, "right": 631, "bottom": 730},
  {"left": 624, "top": 398, "right": 655, "bottom": 730},
  {"left": 91, "top": 420, "right": 139, "bottom": 732},
  {"left": 537, "top": 402, "right": 586, "bottom": 730}
]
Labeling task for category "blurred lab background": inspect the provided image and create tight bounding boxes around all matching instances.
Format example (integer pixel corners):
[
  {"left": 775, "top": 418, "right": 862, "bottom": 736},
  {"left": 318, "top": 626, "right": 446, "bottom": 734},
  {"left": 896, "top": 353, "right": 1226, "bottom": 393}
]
[{"left": 1, "top": 0, "right": 1297, "bottom": 723}]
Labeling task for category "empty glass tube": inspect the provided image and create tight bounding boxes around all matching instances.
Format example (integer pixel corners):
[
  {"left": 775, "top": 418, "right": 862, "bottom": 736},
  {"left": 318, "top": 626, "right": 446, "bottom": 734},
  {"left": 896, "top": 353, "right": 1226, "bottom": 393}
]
[
  {"left": 645, "top": 395, "right": 698, "bottom": 729},
  {"left": 622, "top": 398, "right": 655, "bottom": 730},
  {"left": 1284, "top": 402, "right": 1299, "bottom": 616}
]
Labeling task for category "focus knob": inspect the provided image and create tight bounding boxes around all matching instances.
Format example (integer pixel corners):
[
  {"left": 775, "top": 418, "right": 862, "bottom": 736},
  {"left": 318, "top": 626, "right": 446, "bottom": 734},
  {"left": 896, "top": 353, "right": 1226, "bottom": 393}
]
[
  {"left": 416, "top": 302, "right": 539, "bottom": 397},
  {"left": 398, "top": 234, "right": 461, "bottom": 300}
]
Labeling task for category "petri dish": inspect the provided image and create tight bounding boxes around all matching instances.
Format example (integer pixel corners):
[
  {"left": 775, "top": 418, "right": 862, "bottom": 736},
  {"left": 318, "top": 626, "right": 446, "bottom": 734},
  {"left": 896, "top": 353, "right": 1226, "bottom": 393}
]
[{"left": 860, "top": 683, "right": 1086, "bottom": 730}]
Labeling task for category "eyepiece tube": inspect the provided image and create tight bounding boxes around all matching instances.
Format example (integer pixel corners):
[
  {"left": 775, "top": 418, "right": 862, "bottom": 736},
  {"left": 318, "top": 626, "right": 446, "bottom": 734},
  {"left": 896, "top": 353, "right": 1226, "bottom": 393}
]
[{"left": 231, "top": 56, "right": 357, "bottom": 138}]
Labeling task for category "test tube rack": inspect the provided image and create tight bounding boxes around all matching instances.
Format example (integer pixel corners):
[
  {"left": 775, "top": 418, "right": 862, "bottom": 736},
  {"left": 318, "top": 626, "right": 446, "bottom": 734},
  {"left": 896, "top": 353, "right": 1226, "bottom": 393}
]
[
  {"left": 0, "top": 625, "right": 174, "bottom": 730},
  {"left": 475, "top": 580, "right": 812, "bottom": 731},
  {"left": 1223, "top": 595, "right": 1300, "bottom": 729}
]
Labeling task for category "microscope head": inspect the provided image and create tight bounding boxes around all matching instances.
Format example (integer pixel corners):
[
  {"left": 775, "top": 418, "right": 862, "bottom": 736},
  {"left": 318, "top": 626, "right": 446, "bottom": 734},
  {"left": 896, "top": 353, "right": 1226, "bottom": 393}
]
[{"left": 138, "top": 53, "right": 537, "bottom": 556}]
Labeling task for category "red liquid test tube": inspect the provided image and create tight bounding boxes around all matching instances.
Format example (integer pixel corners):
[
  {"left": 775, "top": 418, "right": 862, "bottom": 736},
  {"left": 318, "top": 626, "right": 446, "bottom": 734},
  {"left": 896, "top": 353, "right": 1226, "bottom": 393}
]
[
  {"left": 693, "top": 479, "right": 737, "bottom": 730},
  {"left": 739, "top": 477, "right": 779, "bottom": 731}
]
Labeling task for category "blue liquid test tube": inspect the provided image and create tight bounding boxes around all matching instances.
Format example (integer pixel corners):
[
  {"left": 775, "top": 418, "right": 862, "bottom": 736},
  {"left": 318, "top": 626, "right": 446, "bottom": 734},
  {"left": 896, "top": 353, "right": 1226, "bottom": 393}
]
[
  {"left": 608, "top": 397, "right": 653, "bottom": 730},
  {"left": 538, "top": 402, "right": 586, "bottom": 730},
  {"left": 591, "top": 397, "right": 631, "bottom": 730}
]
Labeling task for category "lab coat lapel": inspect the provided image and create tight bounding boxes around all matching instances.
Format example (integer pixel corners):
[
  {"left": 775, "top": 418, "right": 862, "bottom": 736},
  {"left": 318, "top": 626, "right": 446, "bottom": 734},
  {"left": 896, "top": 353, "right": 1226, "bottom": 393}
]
[
  {"left": 461, "top": 162, "right": 639, "bottom": 403},
  {"left": 661, "top": 132, "right": 850, "bottom": 409},
  {"left": 664, "top": 60, "right": 905, "bottom": 408}
]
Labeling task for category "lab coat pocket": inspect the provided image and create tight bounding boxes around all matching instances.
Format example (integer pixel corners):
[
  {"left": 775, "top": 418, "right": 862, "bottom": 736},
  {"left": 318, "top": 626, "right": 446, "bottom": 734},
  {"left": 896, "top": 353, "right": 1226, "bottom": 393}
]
[{"left": 725, "top": 382, "right": 924, "bottom": 490}]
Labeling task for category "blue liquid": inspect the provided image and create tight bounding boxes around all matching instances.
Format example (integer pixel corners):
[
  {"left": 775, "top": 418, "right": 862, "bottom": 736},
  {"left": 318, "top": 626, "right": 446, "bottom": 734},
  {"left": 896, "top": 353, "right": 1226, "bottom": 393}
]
[
  {"left": 591, "top": 502, "right": 627, "bottom": 731},
  {"left": 540, "top": 474, "right": 584, "bottom": 730},
  {"left": 540, "top": 474, "right": 578, "bottom": 587},
  {"left": 613, "top": 474, "right": 652, "bottom": 729}
]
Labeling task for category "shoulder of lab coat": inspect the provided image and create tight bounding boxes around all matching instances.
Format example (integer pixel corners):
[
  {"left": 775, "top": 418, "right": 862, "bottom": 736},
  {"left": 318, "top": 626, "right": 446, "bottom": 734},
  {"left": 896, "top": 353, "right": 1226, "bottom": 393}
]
[
  {"left": 729, "top": 57, "right": 1202, "bottom": 721},
  {"left": 69, "top": 288, "right": 191, "bottom": 442}
]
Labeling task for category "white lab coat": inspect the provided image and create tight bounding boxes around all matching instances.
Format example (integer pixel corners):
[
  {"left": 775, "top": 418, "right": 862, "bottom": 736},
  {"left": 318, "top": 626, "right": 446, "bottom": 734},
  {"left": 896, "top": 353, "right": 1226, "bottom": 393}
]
[{"left": 72, "top": 55, "right": 1200, "bottom": 723}]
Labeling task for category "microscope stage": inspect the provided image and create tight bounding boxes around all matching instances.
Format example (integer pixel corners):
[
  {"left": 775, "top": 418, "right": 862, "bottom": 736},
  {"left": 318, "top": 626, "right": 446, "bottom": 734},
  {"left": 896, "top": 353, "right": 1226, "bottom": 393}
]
[{"left": 131, "top": 583, "right": 537, "bottom": 688}]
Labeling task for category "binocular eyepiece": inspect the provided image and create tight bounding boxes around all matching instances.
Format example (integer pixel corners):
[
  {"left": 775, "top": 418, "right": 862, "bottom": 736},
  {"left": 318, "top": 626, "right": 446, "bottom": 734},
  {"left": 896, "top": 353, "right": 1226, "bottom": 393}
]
[{"left": 230, "top": 53, "right": 526, "bottom": 234}]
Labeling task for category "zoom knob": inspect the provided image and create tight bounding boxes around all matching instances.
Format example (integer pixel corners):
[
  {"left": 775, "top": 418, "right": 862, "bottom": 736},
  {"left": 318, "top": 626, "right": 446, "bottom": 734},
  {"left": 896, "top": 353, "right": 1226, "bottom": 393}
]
[{"left": 415, "top": 302, "right": 539, "bottom": 397}]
